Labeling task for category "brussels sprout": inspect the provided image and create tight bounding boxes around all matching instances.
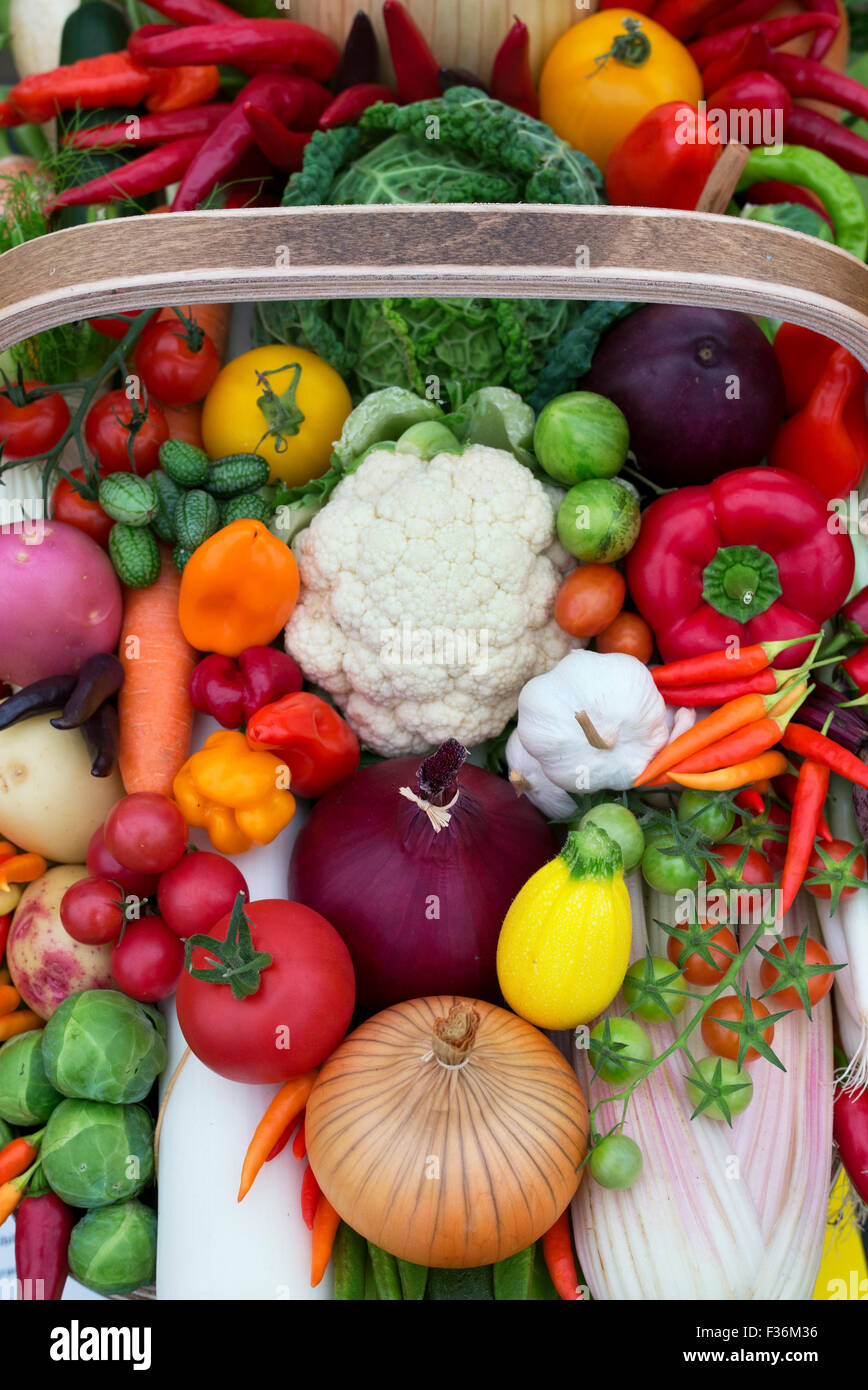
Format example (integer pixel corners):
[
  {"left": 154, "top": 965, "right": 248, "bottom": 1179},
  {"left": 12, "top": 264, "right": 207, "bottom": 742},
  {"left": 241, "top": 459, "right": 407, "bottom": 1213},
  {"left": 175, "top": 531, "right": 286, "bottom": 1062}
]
[
  {"left": 41, "top": 989, "right": 167, "bottom": 1104},
  {"left": 138, "top": 1001, "right": 167, "bottom": 1041},
  {"left": 69, "top": 1200, "right": 157, "bottom": 1295},
  {"left": 0, "top": 1030, "right": 63, "bottom": 1125},
  {"left": 0, "top": 1117, "right": 13, "bottom": 1149},
  {"left": 41, "top": 1099, "right": 154, "bottom": 1208}
]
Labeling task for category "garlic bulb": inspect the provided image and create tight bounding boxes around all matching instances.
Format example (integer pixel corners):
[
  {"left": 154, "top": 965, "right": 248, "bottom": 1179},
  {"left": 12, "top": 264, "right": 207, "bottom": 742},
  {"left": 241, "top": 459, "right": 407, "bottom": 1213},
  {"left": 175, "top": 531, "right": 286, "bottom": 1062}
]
[{"left": 505, "top": 729, "right": 576, "bottom": 820}]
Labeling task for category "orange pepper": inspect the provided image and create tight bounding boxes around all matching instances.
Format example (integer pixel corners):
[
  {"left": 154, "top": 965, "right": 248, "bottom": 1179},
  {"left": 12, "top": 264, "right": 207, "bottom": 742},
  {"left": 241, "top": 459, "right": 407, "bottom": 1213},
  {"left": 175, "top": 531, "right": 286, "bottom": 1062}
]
[{"left": 177, "top": 520, "right": 300, "bottom": 658}]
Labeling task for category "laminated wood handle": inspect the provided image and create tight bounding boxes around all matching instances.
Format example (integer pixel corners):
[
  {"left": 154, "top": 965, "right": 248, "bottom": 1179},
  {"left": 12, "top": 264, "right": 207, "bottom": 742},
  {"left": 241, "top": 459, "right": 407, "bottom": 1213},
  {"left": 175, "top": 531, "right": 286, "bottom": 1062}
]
[{"left": 0, "top": 204, "right": 866, "bottom": 363}]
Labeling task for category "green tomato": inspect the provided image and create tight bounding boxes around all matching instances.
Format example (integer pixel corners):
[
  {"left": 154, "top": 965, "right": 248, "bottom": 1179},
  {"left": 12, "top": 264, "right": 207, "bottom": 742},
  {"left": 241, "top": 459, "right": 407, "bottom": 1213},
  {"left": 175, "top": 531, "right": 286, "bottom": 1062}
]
[
  {"left": 641, "top": 836, "right": 702, "bottom": 896},
  {"left": 588, "top": 1135, "right": 643, "bottom": 1190},
  {"left": 677, "top": 790, "right": 736, "bottom": 844},
  {"left": 685, "top": 1056, "right": 754, "bottom": 1123},
  {"left": 533, "top": 391, "right": 629, "bottom": 486},
  {"left": 589, "top": 1017, "right": 653, "bottom": 1084},
  {"left": 41, "top": 1099, "right": 154, "bottom": 1209},
  {"left": 41, "top": 990, "right": 167, "bottom": 1105},
  {"left": 0, "top": 1030, "right": 63, "bottom": 1126},
  {"left": 579, "top": 803, "right": 644, "bottom": 872},
  {"left": 623, "top": 956, "right": 688, "bottom": 1022},
  {"left": 68, "top": 1200, "right": 157, "bottom": 1296},
  {"left": 556, "top": 477, "right": 640, "bottom": 562}
]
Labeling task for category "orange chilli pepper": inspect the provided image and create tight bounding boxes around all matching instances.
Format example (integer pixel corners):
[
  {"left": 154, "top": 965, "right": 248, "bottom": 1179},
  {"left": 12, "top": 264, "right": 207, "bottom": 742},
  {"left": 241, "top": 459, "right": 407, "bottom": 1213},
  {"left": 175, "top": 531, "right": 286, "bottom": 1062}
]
[
  {"left": 0, "top": 853, "right": 47, "bottom": 891},
  {"left": 177, "top": 519, "right": 299, "bottom": 657}
]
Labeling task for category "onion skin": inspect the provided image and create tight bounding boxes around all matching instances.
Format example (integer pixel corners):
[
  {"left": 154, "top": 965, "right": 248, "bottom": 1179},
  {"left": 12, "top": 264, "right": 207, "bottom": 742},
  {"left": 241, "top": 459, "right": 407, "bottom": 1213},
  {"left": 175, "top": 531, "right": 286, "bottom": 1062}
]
[
  {"left": 305, "top": 995, "right": 588, "bottom": 1268},
  {"left": 288, "top": 757, "right": 557, "bottom": 1010}
]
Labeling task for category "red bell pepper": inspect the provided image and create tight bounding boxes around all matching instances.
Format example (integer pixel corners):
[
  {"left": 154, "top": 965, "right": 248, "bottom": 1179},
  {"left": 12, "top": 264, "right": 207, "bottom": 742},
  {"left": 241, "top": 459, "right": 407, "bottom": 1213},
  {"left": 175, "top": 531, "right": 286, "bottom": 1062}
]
[
  {"left": 625, "top": 466, "right": 854, "bottom": 670},
  {"left": 190, "top": 646, "right": 303, "bottom": 729},
  {"left": 0, "top": 51, "right": 153, "bottom": 126},
  {"left": 606, "top": 101, "right": 721, "bottom": 210},
  {"left": 246, "top": 692, "right": 360, "bottom": 798},
  {"left": 14, "top": 1192, "right": 75, "bottom": 1301},
  {"left": 834, "top": 1083, "right": 868, "bottom": 1206},
  {"left": 840, "top": 586, "right": 868, "bottom": 644},
  {"left": 772, "top": 322, "right": 838, "bottom": 415},
  {"left": 769, "top": 346, "right": 868, "bottom": 501}
]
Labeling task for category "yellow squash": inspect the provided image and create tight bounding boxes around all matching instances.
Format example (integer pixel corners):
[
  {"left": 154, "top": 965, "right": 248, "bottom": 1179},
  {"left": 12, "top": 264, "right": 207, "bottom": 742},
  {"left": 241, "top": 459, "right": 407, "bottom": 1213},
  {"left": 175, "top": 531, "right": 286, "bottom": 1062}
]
[
  {"left": 539, "top": 8, "right": 702, "bottom": 172},
  {"left": 497, "top": 823, "right": 631, "bottom": 1030}
]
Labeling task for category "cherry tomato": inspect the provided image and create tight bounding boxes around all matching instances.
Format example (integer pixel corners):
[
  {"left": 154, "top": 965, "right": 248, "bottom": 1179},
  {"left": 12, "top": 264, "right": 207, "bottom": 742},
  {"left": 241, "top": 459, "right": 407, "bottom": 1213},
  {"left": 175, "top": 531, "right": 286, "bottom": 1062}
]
[
  {"left": 667, "top": 921, "right": 738, "bottom": 986},
  {"left": 804, "top": 839, "right": 866, "bottom": 901},
  {"left": 589, "top": 1017, "right": 652, "bottom": 1084},
  {"left": 623, "top": 956, "right": 687, "bottom": 1022},
  {"left": 588, "top": 1134, "right": 642, "bottom": 1190},
  {"left": 759, "top": 935, "right": 836, "bottom": 1013},
  {"left": 60, "top": 876, "right": 125, "bottom": 945},
  {"left": 0, "top": 381, "right": 70, "bottom": 461},
  {"left": 88, "top": 310, "right": 144, "bottom": 340},
  {"left": 135, "top": 319, "right": 220, "bottom": 407},
  {"left": 553, "top": 564, "right": 625, "bottom": 639},
  {"left": 104, "top": 794, "right": 188, "bottom": 875},
  {"left": 685, "top": 1056, "right": 753, "bottom": 1121},
  {"left": 596, "top": 611, "right": 653, "bottom": 662},
  {"left": 84, "top": 390, "right": 168, "bottom": 475},
  {"left": 157, "top": 851, "right": 249, "bottom": 939},
  {"left": 111, "top": 916, "right": 184, "bottom": 1002},
  {"left": 734, "top": 797, "right": 790, "bottom": 878},
  {"left": 87, "top": 824, "right": 160, "bottom": 899},
  {"left": 701, "top": 992, "right": 774, "bottom": 1065},
  {"left": 706, "top": 842, "right": 772, "bottom": 924},
  {"left": 51, "top": 469, "right": 113, "bottom": 549},
  {"left": 641, "top": 835, "right": 701, "bottom": 896}
]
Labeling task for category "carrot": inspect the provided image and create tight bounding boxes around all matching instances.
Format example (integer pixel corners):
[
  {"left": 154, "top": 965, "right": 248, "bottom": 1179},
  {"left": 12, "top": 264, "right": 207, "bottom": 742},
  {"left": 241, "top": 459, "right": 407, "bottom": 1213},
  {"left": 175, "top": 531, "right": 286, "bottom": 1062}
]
[
  {"left": 668, "top": 691, "right": 807, "bottom": 776},
  {"left": 0, "top": 1010, "right": 43, "bottom": 1042},
  {"left": 635, "top": 692, "right": 770, "bottom": 786},
  {"left": 301, "top": 1161, "right": 321, "bottom": 1231},
  {"left": 237, "top": 1070, "right": 317, "bottom": 1201},
  {"left": 0, "top": 1180, "right": 24, "bottom": 1228},
  {"left": 117, "top": 546, "right": 197, "bottom": 799},
  {"left": 669, "top": 749, "right": 788, "bottom": 791},
  {"left": 0, "top": 984, "right": 20, "bottom": 1016},
  {"left": 541, "top": 1209, "right": 582, "bottom": 1301},
  {"left": 310, "top": 1192, "right": 340, "bottom": 1287}
]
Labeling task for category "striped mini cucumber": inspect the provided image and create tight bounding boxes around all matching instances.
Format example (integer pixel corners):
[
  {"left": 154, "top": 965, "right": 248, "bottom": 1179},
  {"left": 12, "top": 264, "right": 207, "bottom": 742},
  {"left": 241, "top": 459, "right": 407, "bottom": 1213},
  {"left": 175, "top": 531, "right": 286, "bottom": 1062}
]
[
  {"left": 109, "top": 523, "right": 161, "bottom": 588},
  {"left": 150, "top": 469, "right": 183, "bottom": 543},
  {"left": 205, "top": 453, "right": 271, "bottom": 497},
  {"left": 219, "top": 493, "right": 274, "bottom": 527},
  {"left": 174, "top": 489, "right": 220, "bottom": 551},
  {"left": 159, "top": 439, "right": 211, "bottom": 487},
  {"left": 173, "top": 543, "right": 193, "bottom": 573},
  {"left": 98, "top": 472, "right": 158, "bottom": 527}
]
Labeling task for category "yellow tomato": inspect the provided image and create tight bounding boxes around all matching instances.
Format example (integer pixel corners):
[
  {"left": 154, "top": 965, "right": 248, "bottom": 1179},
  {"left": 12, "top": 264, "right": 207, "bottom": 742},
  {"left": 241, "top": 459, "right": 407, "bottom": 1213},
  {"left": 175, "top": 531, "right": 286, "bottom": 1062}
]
[
  {"left": 201, "top": 344, "right": 353, "bottom": 487},
  {"left": 539, "top": 8, "right": 702, "bottom": 172}
]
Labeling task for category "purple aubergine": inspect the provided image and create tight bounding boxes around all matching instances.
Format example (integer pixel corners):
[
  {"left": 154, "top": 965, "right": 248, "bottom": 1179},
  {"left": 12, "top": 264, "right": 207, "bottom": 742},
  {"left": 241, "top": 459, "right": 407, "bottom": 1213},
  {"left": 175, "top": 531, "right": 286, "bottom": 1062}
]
[{"left": 582, "top": 305, "right": 786, "bottom": 488}]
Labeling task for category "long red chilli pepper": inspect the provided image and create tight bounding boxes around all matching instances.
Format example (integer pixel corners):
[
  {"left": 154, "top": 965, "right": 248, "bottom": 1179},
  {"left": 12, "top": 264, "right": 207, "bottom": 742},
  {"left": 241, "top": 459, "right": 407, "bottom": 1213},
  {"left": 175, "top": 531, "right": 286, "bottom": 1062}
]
[
  {"left": 15, "top": 1192, "right": 75, "bottom": 1301},
  {"left": 774, "top": 772, "right": 832, "bottom": 841},
  {"left": 778, "top": 759, "right": 829, "bottom": 917},
  {"left": 145, "top": 0, "right": 241, "bottom": 22},
  {"left": 803, "top": 0, "right": 842, "bottom": 62},
  {"left": 292, "top": 1116, "right": 306, "bottom": 1160},
  {"left": 541, "top": 1210, "right": 582, "bottom": 1301},
  {"left": 769, "top": 52, "right": 868, "bottom": 124},
  {"left": 658, "top": 670, "right": 781, "bottom": 708},
  {"left": 700, "top": 30, "right": 773, "bottom": 93},
  {"left": 490, "top": 18, "right": 539, "bottom": 118},
  {"left": 45, "top": 136, "right": 207, "bottom": 211},
  {"left": 784, "top": 107, "right": 868, "bottom": 178},
  {"left": 243, "top": 105, "right": 312, "bottom": 172},
  {"left": 300, "top": 1161, "right": 321, "bottom": 1231},
  {"left": 834, "top": 1084, "right": 868, "bottom": 1206},
  {"left": 653, "top": 0, "right": 740, "bottom": 41},
  {"left": 265, "top": 1114, "right": 300, "bottom": 1163},
  {"left": 782, "top": 724, "right": 868, "bottom": 791},
  {"left": 652, "top": 634, "right": 813, "bottom": 688},
  {"left": 382, "top": 0, "right": 441, "bottom": 103},
  {"left": 702, "top": 0, "right": 778, "bottom": 31},
  {"left": 63, "top": 105, "right": 230, "bottom": 148},
  {"left": 128, "top": 20, "right": 339, "bottom": 82},
  {"left": 318, "top": 84, "right": 397, "bottom": 130},
  {"left": 690, "top": 13, "right": 839, "bottom": 68}
]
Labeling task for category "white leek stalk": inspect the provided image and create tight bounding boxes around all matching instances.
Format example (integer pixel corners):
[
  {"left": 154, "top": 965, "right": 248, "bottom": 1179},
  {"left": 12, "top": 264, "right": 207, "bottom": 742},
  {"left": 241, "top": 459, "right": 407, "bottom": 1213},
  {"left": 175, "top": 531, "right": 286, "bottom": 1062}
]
[
  {"left": 821, "top": 775, "right": 868, "bottom": 1093},
  {"left": 571, "top": 875, "right": 833, "bottom": 1300}
]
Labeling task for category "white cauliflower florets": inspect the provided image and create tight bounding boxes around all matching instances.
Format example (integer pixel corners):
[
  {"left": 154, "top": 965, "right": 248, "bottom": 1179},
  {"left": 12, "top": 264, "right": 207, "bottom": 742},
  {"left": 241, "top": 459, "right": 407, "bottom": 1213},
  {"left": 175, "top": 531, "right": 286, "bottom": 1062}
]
[{"left": 285, "top": 444, "right": 578, "bottom": 756}]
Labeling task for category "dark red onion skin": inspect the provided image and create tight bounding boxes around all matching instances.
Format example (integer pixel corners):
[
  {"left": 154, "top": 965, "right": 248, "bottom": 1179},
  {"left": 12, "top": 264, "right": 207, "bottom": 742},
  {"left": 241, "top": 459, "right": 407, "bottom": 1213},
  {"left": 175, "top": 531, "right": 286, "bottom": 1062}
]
[
  {"left": 288, "top": 757, "right": 557, "bottom": 1011},
  {"left": 854, "top": 748, "right": 868, "bottom": 843}
]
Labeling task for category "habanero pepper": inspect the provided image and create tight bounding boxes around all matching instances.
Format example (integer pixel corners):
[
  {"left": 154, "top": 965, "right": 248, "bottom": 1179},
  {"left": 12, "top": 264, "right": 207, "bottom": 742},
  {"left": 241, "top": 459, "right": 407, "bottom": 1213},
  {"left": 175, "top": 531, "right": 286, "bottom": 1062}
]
[
  {"left": 769, "top": 346, "right": 868, "bottom": 501},
  {"left": 625, "top": 466, "right": 854, "bottom": 671},
  {"left": 605, "top": 100, "right": 721, "bottom": 210},
  {"left": 246, "top": 692, "right": 360, "bottom": 799},
  {"left": 190, "top": 646, "right": 302, "bottom": 728},
  {"left": 173, "top": 729, "right": 296, "bottom": 855},
  {"left": 177, "top": 519, "right": 300, "bottom": 657},
  {"left": 15, "top": 1191, "right": 75, "bottom": 1301}
]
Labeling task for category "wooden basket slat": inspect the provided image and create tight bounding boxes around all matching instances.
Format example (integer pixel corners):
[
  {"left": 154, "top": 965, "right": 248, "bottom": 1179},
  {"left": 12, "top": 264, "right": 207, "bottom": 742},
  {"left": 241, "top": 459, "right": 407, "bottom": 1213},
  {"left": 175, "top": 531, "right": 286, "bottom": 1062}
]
[{"left": 1, "top": 205, "right": 867, "bottom": 365}]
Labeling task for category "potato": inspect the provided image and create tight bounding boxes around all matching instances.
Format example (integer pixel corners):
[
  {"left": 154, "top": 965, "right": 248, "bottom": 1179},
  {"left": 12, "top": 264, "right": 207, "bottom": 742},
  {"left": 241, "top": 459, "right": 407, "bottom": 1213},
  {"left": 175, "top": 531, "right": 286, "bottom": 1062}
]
[
  {"left": 8, "top": 865, "right": 114, "bottom": 1020},
  {"left": 0, "top": 713, "right": 122, "bottom": 862}
]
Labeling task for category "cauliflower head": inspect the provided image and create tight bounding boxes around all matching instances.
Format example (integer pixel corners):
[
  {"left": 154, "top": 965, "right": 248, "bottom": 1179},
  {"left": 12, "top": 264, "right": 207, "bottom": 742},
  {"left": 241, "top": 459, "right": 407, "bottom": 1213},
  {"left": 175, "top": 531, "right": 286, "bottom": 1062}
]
[{"left": 285, "top": 443, "right": 577, "bottom": 756}]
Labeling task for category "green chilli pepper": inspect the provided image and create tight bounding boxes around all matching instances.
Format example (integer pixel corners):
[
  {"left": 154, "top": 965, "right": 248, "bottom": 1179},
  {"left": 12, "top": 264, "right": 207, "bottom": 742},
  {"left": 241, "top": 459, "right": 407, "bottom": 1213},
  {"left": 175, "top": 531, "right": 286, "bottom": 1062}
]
[
  {"left": 736, "top": 145, "right": 868, "bottom": 260},
  {"left": 333, "top": 1222, "right": 366, "bottom": 1301},
  {"left": 396, "top": 1256, "right": 428, "bottom": 1300},
  {"left": 366, "top": 1241, "right": 402, "bottom": 1300}
]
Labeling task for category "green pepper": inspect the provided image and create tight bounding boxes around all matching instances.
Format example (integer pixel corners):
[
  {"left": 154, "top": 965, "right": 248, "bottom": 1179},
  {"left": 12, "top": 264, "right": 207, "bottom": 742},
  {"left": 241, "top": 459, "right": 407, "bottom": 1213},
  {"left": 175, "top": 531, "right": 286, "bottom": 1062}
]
[
  {"left": 736, "top": 145, "right": 868, "bottom": 260},
  {"left": 366, "top": 1241, "right": 402, "bottom": 1300},
  {"left": 333, "top": 1222, "right": 366, "bottom": 1301}
]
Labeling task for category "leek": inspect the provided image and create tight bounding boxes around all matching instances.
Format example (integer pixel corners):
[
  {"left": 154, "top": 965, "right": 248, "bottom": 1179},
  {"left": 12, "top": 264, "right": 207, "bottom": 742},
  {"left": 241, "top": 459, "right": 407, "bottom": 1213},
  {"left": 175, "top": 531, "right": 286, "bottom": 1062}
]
[{"left": 571, "top": 873, "right": 833, "bottom": 1300}]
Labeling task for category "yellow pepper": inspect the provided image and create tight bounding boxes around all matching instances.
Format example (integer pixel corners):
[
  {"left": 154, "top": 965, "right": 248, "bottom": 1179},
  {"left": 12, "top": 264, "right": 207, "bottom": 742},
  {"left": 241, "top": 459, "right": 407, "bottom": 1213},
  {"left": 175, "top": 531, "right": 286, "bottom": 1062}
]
[
  {"left": 539, "top": 8, "right": 702, "bottom": 172},
  {"left": 173, "top": 731, "right": 296, "bottom": 855}
]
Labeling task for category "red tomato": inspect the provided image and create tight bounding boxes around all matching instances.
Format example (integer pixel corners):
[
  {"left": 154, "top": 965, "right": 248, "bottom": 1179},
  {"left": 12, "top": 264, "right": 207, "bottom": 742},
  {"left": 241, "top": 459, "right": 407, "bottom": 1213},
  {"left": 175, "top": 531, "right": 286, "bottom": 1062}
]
[
  {"left": 0, "top": 381, "right": 70, "bottom": 461},
  {"left": 701, "top": 992, "right": 774, "bottom": 1065},
  {"left": 734, "top": 797, "right": 789, "bottom": 878},
  {"left": 706, "top": 842, "right": 773, "bottom": 924},
  {"left": 157, "top": 851, "right": 249, "bottom": 939},
  {"left": 135, "top": 320, "right": 220, "bottom": 407},
  {"left": 52, "top": 469, "right": 113, "bottom": 549},
  {"left": 596, "top": 612, "right": 654, "bottom": 662},
  {"left": 759, "top": 935, "right": 836, "bottom": 1013},
  {"left": 804, "top": 839, "right": 866, "bottom": 901},
  {"left": 667, "top": 921, "right": 738, "bottom": 986},
  {"left": 60, "top": 876, "right": 125, "bottom": 945},
  {"left": 176, "top": 899, "right": 356, "bottom": 1083},
  {"left": 554, "top": 565, "right": 625, "bottom": 638},
  {"left": 84, "top": 390, "right": 168, "bottom": 475},
  {"left": 104, "top": 793, "right": 188, "bottom": 875},
  {"left": 87, "top": 825, "right": 160, "bottom": 899},
  {"left": 88, "top": 310, "right": 144, "bottom": 340},
  {"left": 111, "top": 916, "right": 185, "bottom": 1002}
]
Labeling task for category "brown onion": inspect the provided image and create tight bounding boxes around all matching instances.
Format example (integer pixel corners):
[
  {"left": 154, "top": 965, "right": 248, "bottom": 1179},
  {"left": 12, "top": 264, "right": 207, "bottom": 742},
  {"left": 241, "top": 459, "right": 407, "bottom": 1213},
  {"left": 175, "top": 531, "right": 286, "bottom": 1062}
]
[{"left": 305, "top": 995, "right": 588, "bottom": 1268}]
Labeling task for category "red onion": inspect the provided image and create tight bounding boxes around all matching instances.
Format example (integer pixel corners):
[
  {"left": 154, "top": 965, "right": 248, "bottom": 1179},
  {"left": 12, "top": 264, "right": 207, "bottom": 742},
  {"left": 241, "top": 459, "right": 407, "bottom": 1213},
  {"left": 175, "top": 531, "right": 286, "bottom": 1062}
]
[
  {"left": 800, "top": 682, "right": 868, "bottom": 754},
  {"left": 288, "top": 739, "right": 557, "bottom": 1010}
]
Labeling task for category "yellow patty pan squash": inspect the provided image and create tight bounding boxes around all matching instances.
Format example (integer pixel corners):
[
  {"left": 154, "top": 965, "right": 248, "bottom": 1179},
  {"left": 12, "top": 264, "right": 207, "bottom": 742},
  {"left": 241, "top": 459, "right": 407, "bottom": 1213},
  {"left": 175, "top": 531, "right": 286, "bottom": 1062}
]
[{"left": 497, "top": 823, "right": 632, "bottom": 1030}]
